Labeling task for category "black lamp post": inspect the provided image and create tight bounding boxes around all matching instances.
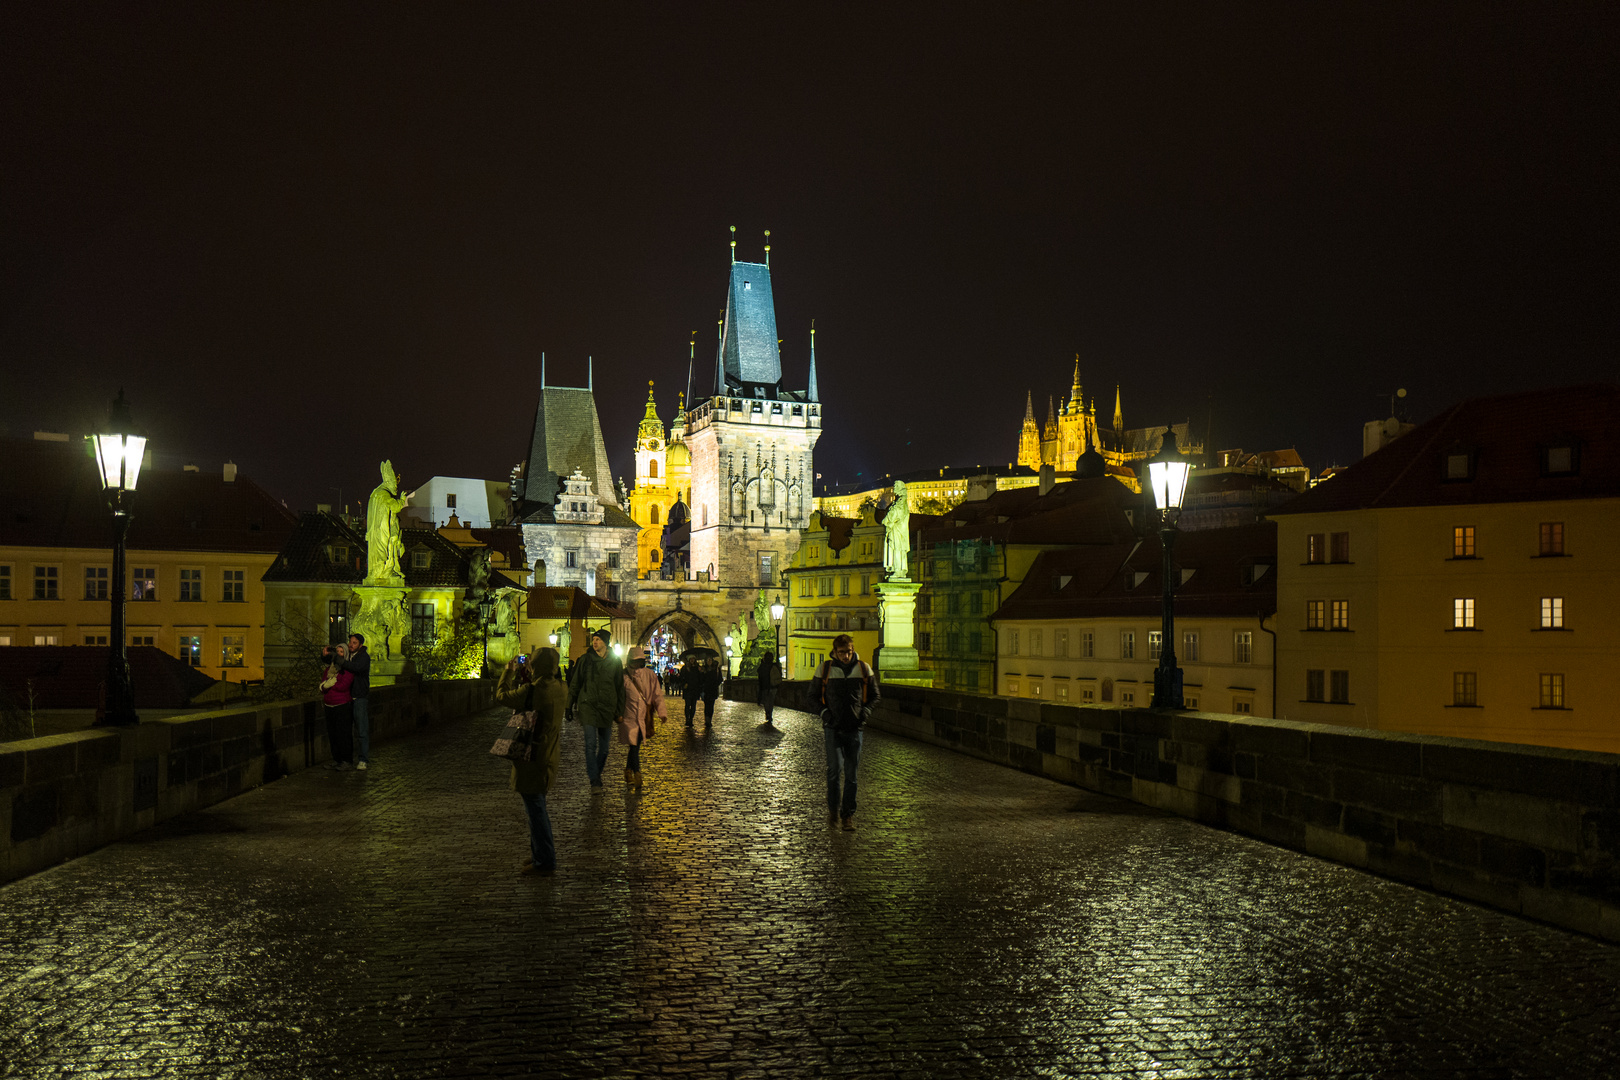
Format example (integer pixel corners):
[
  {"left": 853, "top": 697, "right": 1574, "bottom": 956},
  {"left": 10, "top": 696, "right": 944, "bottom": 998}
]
[
  {"left": 1147, "top": 430, "right": 1194, "bottom": 710},
  {"left": 91, "top": 391, "right": 147, "bottom": 727},
  {"left": 478, "top": 593, "right": 495, "bottom": 676}
]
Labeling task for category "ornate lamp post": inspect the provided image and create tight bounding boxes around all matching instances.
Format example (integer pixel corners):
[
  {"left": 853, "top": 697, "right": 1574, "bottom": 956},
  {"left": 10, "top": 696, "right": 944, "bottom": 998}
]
[
  {"left": 91, "top": 391, "right": 147, "bottom": 727},
  {"left": 1147, "top": 431, "right": 1194, "bottom": 710},
  {"left": 770, "top": 601, "right": 786, "bottom": 669},
  {"left": 477, "top": 593, "right": 495, "bottom": 676}
]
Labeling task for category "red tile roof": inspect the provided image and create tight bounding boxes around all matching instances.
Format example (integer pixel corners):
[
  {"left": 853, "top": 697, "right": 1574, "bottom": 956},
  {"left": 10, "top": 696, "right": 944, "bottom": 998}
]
[
  {"left": 1269, "top": 383, "right": 1620, "bottom": 515},
  {"left": 0, "top": 437, "right": 298, "bottom": 553},
  {"left": 991, "top": 521, "right": 1277, "bottom": 622}
]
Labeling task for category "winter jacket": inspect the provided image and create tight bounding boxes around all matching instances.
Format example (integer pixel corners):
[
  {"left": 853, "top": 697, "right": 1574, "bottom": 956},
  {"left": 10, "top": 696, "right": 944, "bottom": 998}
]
[
  {"left": 701, "top": 666, "right": 721, "bottom": 703},
  {"left": 321, "top": 667, "right": 354, "bottom": 707},
  {"left": 496, "top": 669, "right": 565, "bottom": 795},
  {"left": 812, "top": 654, "right": 880, "bottom": 732},
  {"left": 341, "top": 647, "right": 371, "bottom": 700},
  {"left": 569, "top": 648, "right": 626, "bottom": 728},
  {"left": 757, "top": 654, "right": 782, "bottom": 691},
  {"left": 619, "top": 666, "right": 668, "bottom": 746},
  {"left": 681, "top": 664, "right": 705, "bottom": 702}
]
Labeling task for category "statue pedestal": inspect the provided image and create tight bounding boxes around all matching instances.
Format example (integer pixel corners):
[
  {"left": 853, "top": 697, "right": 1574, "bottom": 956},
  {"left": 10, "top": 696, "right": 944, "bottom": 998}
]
[
  {"left": 873, "top": 579, "right": 935, "bottom": 688},
  {"left": 352, "top": 583, "right": 410, "bottom": 685}
]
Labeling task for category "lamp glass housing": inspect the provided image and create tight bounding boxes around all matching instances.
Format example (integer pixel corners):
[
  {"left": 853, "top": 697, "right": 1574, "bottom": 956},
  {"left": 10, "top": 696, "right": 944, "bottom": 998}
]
[
  {"left": 1146, "top": 436, "right": 1193, "bottom": 512},
  {"left": 770, "top": 602, "right": 785, "bottom": 621},
  {"left": 93, "top": 433, "right": 147, "bottom": 493}
]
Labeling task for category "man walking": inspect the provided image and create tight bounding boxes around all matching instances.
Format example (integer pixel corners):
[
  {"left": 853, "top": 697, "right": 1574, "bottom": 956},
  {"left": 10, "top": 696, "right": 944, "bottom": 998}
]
[
  {"left": 812, "top": 634, "right": 879, "bottom": 831},
  {"left": 343, "top": 633, "right": 372, "bottom": 770},
  {"left": 568, "top": 629, "right": 625, "bottom": 790},
  {"left": 756, "top": 649, "right": 782, "bottom": 729}
]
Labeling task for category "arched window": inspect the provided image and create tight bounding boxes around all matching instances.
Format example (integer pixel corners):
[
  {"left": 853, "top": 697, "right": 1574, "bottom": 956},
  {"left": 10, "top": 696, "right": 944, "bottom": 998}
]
[
  {"left": 650, "top": 459, "right": 659, "bottom": 479},
  {"left": 650, "top": 504, "right": 660, "bottom": 525},
  {"left": 651, "top": 549, "right": 660, "bottom": 564}
]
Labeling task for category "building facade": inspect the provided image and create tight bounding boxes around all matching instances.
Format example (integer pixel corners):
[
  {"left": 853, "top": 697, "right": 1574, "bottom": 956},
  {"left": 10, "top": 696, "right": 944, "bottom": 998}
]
[
  {"left": 781, "top": 508, "right": 884, "bottom": 678},
  {"left": 1269, "top": 384, "right": 1620, "bottom": 752},
  {"left": 627, "top": 382, "right": 693, "bottom": 577},
  {"left": 990, "top": 523, "right": 1278, "bottom": 716},
  {"left": 0, "top": 437, "right": 298, "bottom": 683}
]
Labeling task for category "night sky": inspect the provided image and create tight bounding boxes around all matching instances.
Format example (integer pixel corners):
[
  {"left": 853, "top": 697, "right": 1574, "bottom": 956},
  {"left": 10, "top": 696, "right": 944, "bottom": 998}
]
[{"left": 3, "top": 5, "right": 1616, "bottom": 512}]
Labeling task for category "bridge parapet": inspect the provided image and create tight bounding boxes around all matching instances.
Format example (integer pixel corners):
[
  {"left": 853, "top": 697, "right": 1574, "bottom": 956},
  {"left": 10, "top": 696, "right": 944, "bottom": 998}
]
[{"left": 728, "top": 679, "right": 1620, "bottom": 942}]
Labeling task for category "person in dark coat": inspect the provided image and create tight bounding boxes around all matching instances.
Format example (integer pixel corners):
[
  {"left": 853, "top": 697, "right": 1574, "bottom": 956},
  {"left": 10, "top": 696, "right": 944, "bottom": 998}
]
[
  {"left": 320, "top": 643, "right": 357, "bottom": 770},
  {"left": 811, "top": 634, "right": 881, "bottom": 831},
  {"left": 681, "top": 661, "right": 704, "bottom": 727},
  {"left": 568, "top": 629, "right": 625, "bottom": 789},
  {"left": 495, "top": 649, "right": 566, "bottom": 875},
  {"left": 756, "top": 650, "right": 782, "bottom": 728},
  {"left": 700, "top": 659, "right": 721, "bottom": 728},
  {"left": 343, "top": 633, "right": 372, "bottom": 770}
]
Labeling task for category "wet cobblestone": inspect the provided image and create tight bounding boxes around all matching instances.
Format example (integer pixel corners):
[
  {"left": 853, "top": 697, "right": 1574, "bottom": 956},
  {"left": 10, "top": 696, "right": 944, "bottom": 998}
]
[{"left": 3, "top": 698, "right": 1619, "bottom": 1078}]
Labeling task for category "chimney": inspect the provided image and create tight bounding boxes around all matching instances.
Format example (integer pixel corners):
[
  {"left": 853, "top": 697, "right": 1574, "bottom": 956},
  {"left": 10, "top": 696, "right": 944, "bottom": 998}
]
[
  {"left": 1038, "top": 463, "right": 1055, "bottom": 496},
  {"left": 223, "top": 461, "right": 237, "bottom": 483}
]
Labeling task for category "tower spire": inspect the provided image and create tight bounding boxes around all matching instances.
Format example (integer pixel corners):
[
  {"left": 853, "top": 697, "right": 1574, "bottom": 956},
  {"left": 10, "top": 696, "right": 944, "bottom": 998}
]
[
  {"left": 729, "top": 225, "right": 736, "bottom": 265},
  {"left": 1113, "top": 384, "right": 1123, "bottom": 433},
  {"left": 1069, "top": 354, "right": 1083, "bottom": 414},
  {"left": 764, "top": 229, "right": 771, "bottom": 266},
  {"left": 807, "top": 320, "right": 819, "bottom": 402},
  {"left": 1024, "top": 391, "right": 1035, "bottom": 421},
  {"left": 638, "top": 381, "right": 665, "bottom": 444},
  {"left": 714, "top": 309, "right": 725, "bottom": 395}
]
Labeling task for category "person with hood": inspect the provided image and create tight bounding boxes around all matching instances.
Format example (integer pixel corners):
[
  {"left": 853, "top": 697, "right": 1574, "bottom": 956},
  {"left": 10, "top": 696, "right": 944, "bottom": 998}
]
[
  {"left": 342, "top": 633, "right": 372, "bottom": 770},
  {"left": 568, "top": 628, "right": 625, "bottom": 789},
  {"left": 756, "top": 649, "right": 783, "bottom": 729},
  {"left": 618, "top": 646, "right": 667, "bottom": 792},
  {"left": 811, "top": 634, "right": 881, "bottom": 830},
  {"left": 495, "top": 648, "right": 566, "bottom": 875}
]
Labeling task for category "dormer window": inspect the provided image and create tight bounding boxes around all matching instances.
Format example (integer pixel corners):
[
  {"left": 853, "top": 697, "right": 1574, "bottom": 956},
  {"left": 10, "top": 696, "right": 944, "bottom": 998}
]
[
  {"left": 411, "top": 550, "right": 431, "bottom": 569},
  {"left": 1542, "top": 443, "right": 1579, "bottom": 476},
  {"left": 744, "top": 281, "right": 752, "bottom": 290},
  {"left": 1442, "top": 447, "right": 1475, "bottom": 482}
]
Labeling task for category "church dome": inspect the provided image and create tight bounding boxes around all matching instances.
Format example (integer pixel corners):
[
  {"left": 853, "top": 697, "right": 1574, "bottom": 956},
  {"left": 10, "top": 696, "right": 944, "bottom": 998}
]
[
  {"left": 667, "top": 439, "right": 691, "bottom": 468},
  {"left": 1075, "top": 446, "right": 1106, "bottom": 480}
]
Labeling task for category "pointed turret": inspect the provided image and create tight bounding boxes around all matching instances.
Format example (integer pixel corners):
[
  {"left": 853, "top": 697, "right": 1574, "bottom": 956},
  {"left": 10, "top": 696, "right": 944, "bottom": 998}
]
[
  {"left": 637, "top": 381, "right": 665, "bottom": 446},
  {"left": 1017, "top": 391, "right": 1042, "bottom": 469},
  {"left": 1068, "top": 354, "right": 1083, "bottom": 415},
  {"left": 673, "top": 390, "right": 688, "bottom": 434},
  {"left": 1045, "top": 395, "right": 1058, "bottom": 440},
  {"left": 1113, "top": 385, "right": 1123, "bottom": 433},
  {"left": 807, "top": 322, "right": 820, "bottom": 402}
]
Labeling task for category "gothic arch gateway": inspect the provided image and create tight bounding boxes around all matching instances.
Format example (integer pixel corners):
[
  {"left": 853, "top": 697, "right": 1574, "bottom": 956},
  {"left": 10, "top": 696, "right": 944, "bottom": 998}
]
[{"left": 637, "top": 607, "right": 724, "bottom": 653}]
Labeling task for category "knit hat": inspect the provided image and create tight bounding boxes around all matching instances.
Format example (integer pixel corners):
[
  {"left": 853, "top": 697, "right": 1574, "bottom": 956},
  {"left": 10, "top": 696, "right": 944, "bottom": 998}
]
[{"left": 591, "top": 628, "right": 611, "bottom": 645}]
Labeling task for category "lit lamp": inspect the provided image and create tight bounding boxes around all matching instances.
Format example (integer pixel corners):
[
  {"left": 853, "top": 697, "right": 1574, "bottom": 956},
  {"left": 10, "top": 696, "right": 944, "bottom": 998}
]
[
  {"left": 91, "top": 391, "right": 147, "bottom": 727},
  {"left": 548, "top": 632, "right": 559, "bottom": 646},
  {"left": 477, "top": 594, "right": 495, "bottom": 676},
  {"left": 770, "top": 601, "right": 785, "bottom": 673},
  {"left": 1146, "top": 431, "right": 1194, "bottom": 709}
]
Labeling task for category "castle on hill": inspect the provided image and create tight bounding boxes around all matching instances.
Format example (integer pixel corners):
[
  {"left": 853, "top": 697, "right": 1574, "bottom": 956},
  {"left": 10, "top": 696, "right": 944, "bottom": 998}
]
[{"left": 1018, "top": 357, "right": 1204, "bottom": 475}]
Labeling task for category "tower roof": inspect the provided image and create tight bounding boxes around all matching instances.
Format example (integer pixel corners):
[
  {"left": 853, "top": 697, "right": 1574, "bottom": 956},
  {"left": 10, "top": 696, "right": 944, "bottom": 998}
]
[
  {"left": 637, "top": 381, "right": 665, "bottom": 444},
  {"left": 720, "top": 260, "right": 782, "bottom": 390},
  {"left": 521, "top": 385, "right": 617, "bottom": 512}
]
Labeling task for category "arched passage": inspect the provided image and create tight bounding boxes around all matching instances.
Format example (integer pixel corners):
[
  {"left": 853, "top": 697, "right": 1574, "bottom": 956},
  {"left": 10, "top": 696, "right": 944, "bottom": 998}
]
[{"left": 638, "top": 607, "right": 724, "bottom": 669}]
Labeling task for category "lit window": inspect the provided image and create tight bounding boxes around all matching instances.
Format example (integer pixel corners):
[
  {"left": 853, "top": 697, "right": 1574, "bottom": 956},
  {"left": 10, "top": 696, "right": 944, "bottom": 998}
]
[
  {"left": 1453, "top": 526, "right": 1475, "bottom": 558},
  {"left": 33, "top": 633, "right": 59, "bottom": 646},
  {"left": 132, "top": 569, "right": 157, "bottom": 601},
  {"left": 1148, "top": 630, "right": 1162, "bottom": 661},
  {"left": 1540, "top": 597, "right": 1563, "bottom": 629},
  {"left": 1306, "top": 600, "right": 1325, "bottom": 630},
  {"left": 220, "top": 635, "right": 245, "bottom": 668},
  {"left": 1007, "top": 679, "right": 1020, "bottom": 696},
  {"left": 1330, "top": 600, "right": 1350, "bottom": 630},
  {"left": 178, "top": 635, "right": 202, "bottom": 667},
  {"left": 1453, "top": 598, "right": 1476, "bottom": 629},
  {"left": 1539, "top": 673, "right": 1565, "bottom": 709},
  {"left": 1539, "top": 522, "right": 1564, "bottom": 556},
  {"left": 1306, "top": 534, "right": 1325, "bottom": 563},
  {"left": 1453, "top": 672, "right": 1477, "bottom": 706}
]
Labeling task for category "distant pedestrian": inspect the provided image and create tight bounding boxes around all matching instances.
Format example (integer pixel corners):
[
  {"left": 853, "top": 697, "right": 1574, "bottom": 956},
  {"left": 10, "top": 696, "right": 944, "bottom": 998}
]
[
  {"left": 618, "top": 647, "right": 667, "bottom": 792},
  {"left": 343, "top": 633, "right": 372, "bottom": 770},
  {"left": 812, "top": 634, "right": 880, "bottom": 831},
  {"left": 756, "top": 650, "right": 783, "bottom": 728},
  {"left": 496, "top": 649, "right": 565, "bottom": 875},
  {"left": 321, "top": 643, "right": 357, "bottom": 770},
  {"left": 568, "top": 629, "right": 625, "bottom": 790},
  {"left": 700, "top": 659, "right": 721, "bottom": 728},
  {"left": 681, "top": 661, "right": 703, "bottom": 727}
]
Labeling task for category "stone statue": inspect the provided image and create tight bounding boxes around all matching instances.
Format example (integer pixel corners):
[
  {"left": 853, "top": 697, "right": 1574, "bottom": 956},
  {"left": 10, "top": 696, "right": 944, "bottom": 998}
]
[
  {"left": 365, "top": 460, "right": 414, "bottom": 585},
  {"left": 494, "top": 588, "right": 520, "bottom": 635},
  {"left": 882, "top": 481, "right": 911, "bottom": 580},
  {"left": 557, "top": 622, "right": 571, "bottom": 659},
  {"left": 468, "top": 549, "right": 491, "bottom": 597},
  {"left": 753, "top": 589, "right": 778, "bottom": 652}
]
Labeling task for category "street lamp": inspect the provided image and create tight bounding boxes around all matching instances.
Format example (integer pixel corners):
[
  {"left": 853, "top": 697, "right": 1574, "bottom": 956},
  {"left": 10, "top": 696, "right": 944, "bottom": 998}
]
[
  {"left": 770, "top": 601, "right": 785, "bottom": 674},
  {"left": 91, "top": 391, "right": 147, "bottom": 727},
  {"left": 478, "top": 594, "right": 495, "bottom": 676},
  {"left": 1146, "top": 430, "right": 1194, "bottom": 709}
]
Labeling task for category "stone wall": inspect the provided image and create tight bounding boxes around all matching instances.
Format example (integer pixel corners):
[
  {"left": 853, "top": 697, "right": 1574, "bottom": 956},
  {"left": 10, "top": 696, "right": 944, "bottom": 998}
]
[
  {"left": 1, "top": 679, "right": 496, "bottom": 884},
  {"left": 732, "top": 679, "right": 1620, "bottom": 941}
]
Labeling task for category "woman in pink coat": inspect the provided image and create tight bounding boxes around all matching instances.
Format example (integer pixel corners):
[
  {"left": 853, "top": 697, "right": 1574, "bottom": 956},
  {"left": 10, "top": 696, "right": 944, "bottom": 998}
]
[{"left": 619, "top": 646, "right": 667, "bottom": 792}]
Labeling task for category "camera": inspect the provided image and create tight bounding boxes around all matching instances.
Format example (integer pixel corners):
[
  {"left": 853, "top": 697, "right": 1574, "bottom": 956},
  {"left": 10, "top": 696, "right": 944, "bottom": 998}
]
[{"left": 518, "top": 654, "right": 529, "bottom": 664}]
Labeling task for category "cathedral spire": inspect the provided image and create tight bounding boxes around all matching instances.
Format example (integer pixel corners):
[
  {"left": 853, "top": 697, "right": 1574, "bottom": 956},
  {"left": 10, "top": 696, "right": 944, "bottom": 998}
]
[
  {"left": 1045, "top": 394, "right": 1057, "bottom": 435},
  {"left": 1024, "top": 391, "right": 1035, "bottom": 421},
  {"left": 807, "top": 320, "right": 820, "bottom": 402},
  {"left": 1069, "top": 354, "right": 1083, "bottom": 414},
  {"left": 1113, "top": 385, "right": 1123, "bottom": 433}
]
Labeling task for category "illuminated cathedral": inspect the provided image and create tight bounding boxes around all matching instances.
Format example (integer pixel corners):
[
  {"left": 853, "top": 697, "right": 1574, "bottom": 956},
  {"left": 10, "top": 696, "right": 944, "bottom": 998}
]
[{"left": 1017, "top": 356, "right": 1202, "bottom": 476}]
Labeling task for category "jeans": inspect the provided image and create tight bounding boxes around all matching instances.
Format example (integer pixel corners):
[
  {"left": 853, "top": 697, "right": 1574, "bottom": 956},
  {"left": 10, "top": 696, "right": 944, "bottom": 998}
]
[
  {"left": 627, "top": 743, "right": 640, "bottom": 771},
  {"left": 582, "top": 724, "right": 611, "bottom": 785},
  {"left": 519, "top": 792, "right": 555, "bottom": 870},
  {"left": 825, "top": 727, "right": 861, "bottom": 817},
  {"left": 352, "top": 696, "right": 370, "bottom": 764},
  {"left": 759, "top": 686, "right": 777, "bottom": 722},
  {"left": 325, "top": 702, "right": 354, "bottom": 764}
]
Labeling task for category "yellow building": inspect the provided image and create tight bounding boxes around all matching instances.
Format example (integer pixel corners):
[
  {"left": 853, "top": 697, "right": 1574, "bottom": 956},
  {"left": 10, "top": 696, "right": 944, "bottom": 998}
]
[
  {"left": 1269, "top": 384, "right": 1620, "bottom": 753},
  {"left": 627, "top": 382, "right": 693, "bottom": 577},
  {"left": 0, "top": 436, "right": 298, "bottom": 683},
  {"left": 990, "top": 523, "right": 1277, "bottom": 716},
  {"left": 782, "top": 509, "right": 885, "bottom": 678}
]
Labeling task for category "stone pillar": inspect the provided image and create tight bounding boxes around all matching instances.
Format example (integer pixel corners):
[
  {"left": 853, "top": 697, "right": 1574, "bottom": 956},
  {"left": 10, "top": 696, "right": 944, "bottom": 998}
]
[
  {"left": 872, "top": 580, "right": 934, "bottom": 687},
  {"left": 352, "top": 584, "right": 411, "bottom": 686}
]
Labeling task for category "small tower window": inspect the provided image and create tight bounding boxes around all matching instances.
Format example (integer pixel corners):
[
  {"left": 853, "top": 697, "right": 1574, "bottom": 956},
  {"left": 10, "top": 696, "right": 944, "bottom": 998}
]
[
  {"left": 744, "top": 281, "right": 752, "bottom": 290},
  {"left": 650, "top": 505, "right": 660, "bottom": 525},
  {"left": 650, "top": 460, "right": 659, "bottom": 479}
]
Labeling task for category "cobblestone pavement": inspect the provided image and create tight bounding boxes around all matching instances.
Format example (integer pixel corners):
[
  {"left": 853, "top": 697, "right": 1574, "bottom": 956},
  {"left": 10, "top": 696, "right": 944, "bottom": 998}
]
[{"left": 4, "top": 699, "right": 1620, "bottom": 1079}]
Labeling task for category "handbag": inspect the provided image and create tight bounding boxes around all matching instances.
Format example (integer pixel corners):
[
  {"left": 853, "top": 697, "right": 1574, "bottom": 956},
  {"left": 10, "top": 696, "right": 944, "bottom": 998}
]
[{"left": 491, "top": 710, "right": 539, "bottom": 761}]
